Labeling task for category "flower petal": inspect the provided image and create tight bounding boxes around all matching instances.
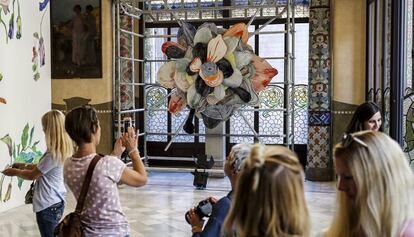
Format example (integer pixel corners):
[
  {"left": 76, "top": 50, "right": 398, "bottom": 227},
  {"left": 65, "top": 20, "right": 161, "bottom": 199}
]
[
  {"left": 207, "top": 35, "right": 227, "bottom": 63},
  {"left": 213, "top": 85, "right": 226, "bottom": 100},
  {"left": 223, "top": 36, "right": 239, "bottom": 55},
  {"left": 223, "top": 23, "right": 248, "bottom": 44},
  {"left": 187, "top": 84, "right": 202, "bottom": 109},
  {"left": 194, "top": 27, "right": 213, "bottom": 45},
  {"left": 174, "top": 71, "right": 190, "bottom": 92},
  {"left": 168, "top": 90, "right": 187, "bottom": 113},
  {"left": 189, "top": 57, "right": 202, "bottom": 72},
  {"left": 222, "top": 68, "right": 242, "bottom": 88},
  {"left": 157, "top": 61, "right": 176, "bottom": 88}
]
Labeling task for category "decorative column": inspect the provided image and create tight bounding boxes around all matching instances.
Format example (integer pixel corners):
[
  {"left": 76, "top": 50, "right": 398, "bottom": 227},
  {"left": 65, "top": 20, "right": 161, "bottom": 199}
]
[{"left": 306, "top": 0, "right": 333, "bottom": 181}]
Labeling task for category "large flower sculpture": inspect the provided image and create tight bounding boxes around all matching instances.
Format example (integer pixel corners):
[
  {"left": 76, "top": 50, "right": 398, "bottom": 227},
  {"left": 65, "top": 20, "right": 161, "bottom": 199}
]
[{"left": 157, "top": 22, "right": 278, "bottom": 134}]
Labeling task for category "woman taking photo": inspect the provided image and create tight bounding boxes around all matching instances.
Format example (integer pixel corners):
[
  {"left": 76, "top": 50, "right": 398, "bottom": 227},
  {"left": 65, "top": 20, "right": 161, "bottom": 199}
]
[{"left": 64, "top": 105, "right": 147, "bottom": 236}]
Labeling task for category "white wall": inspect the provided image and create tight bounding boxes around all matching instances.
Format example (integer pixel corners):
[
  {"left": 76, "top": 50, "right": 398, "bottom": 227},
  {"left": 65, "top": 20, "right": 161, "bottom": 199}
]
[{"left": 0, "top": 0, "right": 51, "bottom": 212}]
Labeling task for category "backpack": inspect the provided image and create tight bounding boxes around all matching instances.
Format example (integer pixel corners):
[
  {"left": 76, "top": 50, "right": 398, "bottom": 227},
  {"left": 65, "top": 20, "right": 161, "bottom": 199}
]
[{"left": 54, "top": 155, "right": 102, "bottom": 237}]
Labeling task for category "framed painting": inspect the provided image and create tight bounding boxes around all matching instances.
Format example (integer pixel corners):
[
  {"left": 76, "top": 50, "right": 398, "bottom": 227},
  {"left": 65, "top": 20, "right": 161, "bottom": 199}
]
[{"left": 50, "top": 0, "right": 102, "bottom": 79}]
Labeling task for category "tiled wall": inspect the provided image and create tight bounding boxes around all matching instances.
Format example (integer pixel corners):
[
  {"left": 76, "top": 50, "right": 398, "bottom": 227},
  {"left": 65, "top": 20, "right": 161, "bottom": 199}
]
[{"left": 306, "top": 0, "right": 333, "bottom": 181}]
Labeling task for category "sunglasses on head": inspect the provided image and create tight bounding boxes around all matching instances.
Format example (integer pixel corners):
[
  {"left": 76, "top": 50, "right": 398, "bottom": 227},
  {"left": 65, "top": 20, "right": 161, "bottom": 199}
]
[{"left": 341, "top": 133, "right": 368, "bottom": 148}]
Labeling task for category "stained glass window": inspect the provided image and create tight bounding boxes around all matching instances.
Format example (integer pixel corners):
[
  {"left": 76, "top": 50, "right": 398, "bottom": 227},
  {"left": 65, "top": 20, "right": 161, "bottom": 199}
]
[
  {"left": 146, "top": 86, "right": 168, "bottom": 142},
  {"left": 404, "top": 0, "right": 414, "bottom": 171},
  {"left": 144, "top": 0, "right": 308, "bottom": 22}
]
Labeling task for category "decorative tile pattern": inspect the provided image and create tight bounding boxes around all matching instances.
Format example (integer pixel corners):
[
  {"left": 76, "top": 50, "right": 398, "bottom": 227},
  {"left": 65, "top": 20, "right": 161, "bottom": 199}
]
[
  {"left": 308, "top": 126, "right": 330, "bottom": 169},
  {"left": 307, "top": 0, "right": 332, "bottom": 179},
  {"left": 310, "top": 0, "right": 330, "bottom": 7},
  {"left": 308, "top": 6, "right": 330, "bottom": 111},
  {"left": 309, "top": 111, "right": 331, "bottom": 126}
]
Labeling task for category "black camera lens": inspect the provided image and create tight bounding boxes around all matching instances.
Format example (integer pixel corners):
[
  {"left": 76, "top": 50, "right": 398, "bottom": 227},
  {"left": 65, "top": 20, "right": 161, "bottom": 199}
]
[{"left": 185, "top": 199, "right": 213, "bottom": 224}]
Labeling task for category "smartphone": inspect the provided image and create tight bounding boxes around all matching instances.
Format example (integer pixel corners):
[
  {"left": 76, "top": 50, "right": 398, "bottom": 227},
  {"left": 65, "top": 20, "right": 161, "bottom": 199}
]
[{"left": 123, "top": 117, "right": 132, "bottom": 133}]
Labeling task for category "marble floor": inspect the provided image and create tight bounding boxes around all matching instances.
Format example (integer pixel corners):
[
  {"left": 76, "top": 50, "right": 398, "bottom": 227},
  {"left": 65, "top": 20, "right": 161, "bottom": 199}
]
[{"left": 0, "top": 172, "right": 336, "bottom": 237}]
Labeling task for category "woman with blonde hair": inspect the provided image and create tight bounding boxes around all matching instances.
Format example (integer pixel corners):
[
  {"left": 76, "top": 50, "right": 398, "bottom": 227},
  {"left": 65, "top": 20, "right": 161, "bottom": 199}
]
[
  {"left": 2, "top": 110, "right": 73, "bottom": 237},
  {"left": 326, "top": 131, "right": 414, "bottom": 237},
  {"left": 222, "top": 144, "right": 310, "bottom": 237}
]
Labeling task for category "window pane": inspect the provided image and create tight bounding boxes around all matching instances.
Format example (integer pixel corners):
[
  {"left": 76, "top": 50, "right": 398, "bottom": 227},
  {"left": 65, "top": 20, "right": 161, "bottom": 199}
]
[
  {"left": 295, "top": 23, "right": 309, "bottom": 84},
  {"left": 146, "top": 86, "right": 168, "bottom": 142},
  {"left": 259, "top": 24, "right": 284, "bottom": 58},
  {"left": 230, "top": 110, "right": 254, "bottom": 144},
  {"left": 144, "top": 28, "right": 168, "bottom": 84},
  {"left": 199, "top": 119, "right": 206, "bottom": 143},
  {"left": 171, "top": 110, "right": 195, "bottom": 143},
  {"left": 404, "top": 0, "right": 414, "bottom": 171},
  {"left": 258, "top": 24, "right": 285, "bottom": 83},
  {"left": 259, "top": 86, "right": 284, "bottom": 144},
  {"left": 292, "top": 85, "right": 308, "bottom": 144}
]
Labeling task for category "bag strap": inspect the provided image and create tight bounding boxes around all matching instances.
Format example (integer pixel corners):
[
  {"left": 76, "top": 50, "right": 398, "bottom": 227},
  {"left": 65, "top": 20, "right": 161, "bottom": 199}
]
[{"left": 75, "top": 155, "right": 102, "bottom": 213}]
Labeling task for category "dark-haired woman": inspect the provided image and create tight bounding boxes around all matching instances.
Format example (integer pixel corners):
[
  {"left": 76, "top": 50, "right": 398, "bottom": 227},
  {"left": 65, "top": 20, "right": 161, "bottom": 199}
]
[
  {"left": 64, "top": 106, "right": 147, "bottom": 237},
  {"left": 346, "top": 102, "right": 382, "bottom": 134}
]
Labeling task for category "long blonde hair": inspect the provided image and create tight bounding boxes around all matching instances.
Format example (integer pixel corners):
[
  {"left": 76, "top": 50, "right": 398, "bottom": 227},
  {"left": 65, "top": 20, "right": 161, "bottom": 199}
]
[
  {"left": 327, "top": 131, "right": 414, "bottom": 237},
  {"left": 41, "top": 110, "right": 73, "bottom": 163},
  {"left": 222, "top": 144, "right": 310, "bottom": 237}
]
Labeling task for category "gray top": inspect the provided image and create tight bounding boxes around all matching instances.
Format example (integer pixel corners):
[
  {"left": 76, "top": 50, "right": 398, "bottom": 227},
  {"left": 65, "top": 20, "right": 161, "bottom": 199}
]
[
  {"left": 33, "top": 152, "right": 66, "bottom": 212},
  {"left": 64, "top": 153, "right": 128, "bottom": 236}
]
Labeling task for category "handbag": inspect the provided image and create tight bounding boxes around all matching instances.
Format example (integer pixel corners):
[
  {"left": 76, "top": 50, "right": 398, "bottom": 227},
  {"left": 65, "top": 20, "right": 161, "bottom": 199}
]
[
  {"left": 54, "top": 155, "right": 102, "bottom": 237},
  {"left": 25, "top": 181, "right": 35, "bottom": 204}
]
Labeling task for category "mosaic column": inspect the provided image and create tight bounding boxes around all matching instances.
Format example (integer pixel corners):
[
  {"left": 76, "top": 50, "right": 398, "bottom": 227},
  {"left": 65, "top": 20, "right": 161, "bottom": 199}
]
[{"left": 306, "top": 0, "right": 333, "bottom": 181}]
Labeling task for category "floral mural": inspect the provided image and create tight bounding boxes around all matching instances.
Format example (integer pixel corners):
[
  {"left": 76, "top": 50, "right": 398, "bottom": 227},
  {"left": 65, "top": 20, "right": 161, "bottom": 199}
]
[
  {"left": 32, "top": 0, "right": 48, "bottom": 81},
  {"left": 0, "top": 0, "right": 48, "bottom": 81},
  {"left": 0, "top": 0, "right": 22, "bottom": 42},
  {"left": 0, "top": 124, "right": 43, "bottom": 202}
]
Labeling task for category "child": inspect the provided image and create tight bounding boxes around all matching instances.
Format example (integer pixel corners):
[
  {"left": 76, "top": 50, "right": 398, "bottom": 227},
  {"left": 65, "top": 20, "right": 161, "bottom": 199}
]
[{"left": 2, "top": 110, "right": 73, "bottom": 237}]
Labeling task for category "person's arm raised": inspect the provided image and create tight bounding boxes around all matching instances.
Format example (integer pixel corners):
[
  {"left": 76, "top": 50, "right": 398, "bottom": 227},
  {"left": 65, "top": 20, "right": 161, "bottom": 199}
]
[
  {"left": 2, "top": 166, "right": 42, "bottom": 180},
  {"left": 119, "top": 127, "right": 147, "bottom": 187}
]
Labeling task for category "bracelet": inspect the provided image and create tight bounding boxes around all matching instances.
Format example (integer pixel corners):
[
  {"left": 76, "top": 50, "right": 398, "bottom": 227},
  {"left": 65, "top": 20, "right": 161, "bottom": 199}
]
[{"left": 128, "top": 148, "right": 139, "bottom": 156}]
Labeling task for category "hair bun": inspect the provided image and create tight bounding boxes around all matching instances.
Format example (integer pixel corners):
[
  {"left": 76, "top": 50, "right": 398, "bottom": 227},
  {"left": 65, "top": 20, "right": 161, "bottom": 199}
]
[{"left": 247, "top": 144, "right": 266, "bottom": 170}]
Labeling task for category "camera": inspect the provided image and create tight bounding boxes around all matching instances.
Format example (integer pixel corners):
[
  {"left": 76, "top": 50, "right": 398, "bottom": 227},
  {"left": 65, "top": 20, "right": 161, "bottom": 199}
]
[
  {"left": 123, "top": 117, "right": 132, "bottom": 133},
  {"left": 185, "top": 199, "right": 213, "bottom": 224}
]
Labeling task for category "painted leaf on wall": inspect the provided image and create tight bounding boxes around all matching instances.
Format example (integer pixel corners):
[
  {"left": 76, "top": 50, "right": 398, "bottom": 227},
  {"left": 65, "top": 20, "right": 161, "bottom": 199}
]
[
  {"left": 0, "top": 135, "right": 12, "bottom": 158},
  {"left": 28, "top": 126, "right": 34, "bottom": 146},
  {"left": 20, "top": 123, "right": 29, "bottom": 150},
  {"left": 0, "top": 124, "right": 43, "bottom": 201}
]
